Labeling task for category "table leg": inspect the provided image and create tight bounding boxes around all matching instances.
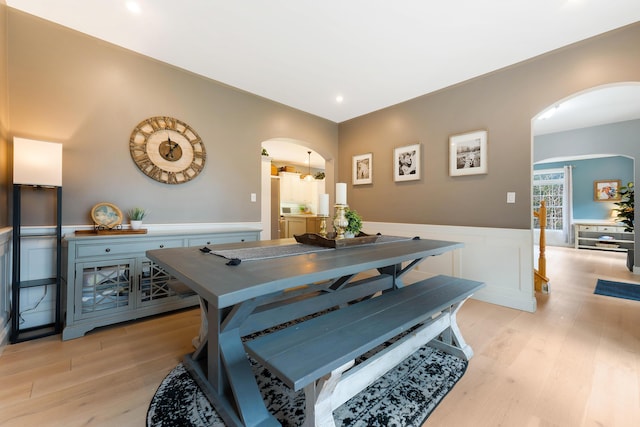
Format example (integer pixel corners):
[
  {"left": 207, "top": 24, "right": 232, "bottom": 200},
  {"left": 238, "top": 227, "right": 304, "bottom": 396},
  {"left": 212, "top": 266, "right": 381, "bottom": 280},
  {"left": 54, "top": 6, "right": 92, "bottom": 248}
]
[
  {"left": 199, "top": 302, "right": 279, "bottom": 426},
  {"left": 219, "top": 328, "right": 279, "bottom": 426}
]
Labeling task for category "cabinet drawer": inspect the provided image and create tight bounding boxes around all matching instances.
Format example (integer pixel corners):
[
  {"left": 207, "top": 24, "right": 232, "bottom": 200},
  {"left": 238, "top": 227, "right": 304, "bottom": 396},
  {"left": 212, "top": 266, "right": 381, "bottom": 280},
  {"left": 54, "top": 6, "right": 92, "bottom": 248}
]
[
  {"left": 187, "top": 234, "right": 254, "bottom": 247},
  {"left": 578, "top": 225, "right": 597, "bottom": 231},
  {"left": 597, "top": 225, "right": 624, "bottom": 232},
  {"left": 76, "top": 239, "right": 183, "bottom": 258}
]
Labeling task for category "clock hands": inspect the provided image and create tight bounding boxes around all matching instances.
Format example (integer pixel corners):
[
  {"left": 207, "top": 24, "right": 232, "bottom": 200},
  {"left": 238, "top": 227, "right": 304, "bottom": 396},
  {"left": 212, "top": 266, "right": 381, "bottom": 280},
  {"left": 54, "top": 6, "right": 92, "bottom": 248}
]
[{"left": 166, "top": 135, "right": 178, "bottom": 159}]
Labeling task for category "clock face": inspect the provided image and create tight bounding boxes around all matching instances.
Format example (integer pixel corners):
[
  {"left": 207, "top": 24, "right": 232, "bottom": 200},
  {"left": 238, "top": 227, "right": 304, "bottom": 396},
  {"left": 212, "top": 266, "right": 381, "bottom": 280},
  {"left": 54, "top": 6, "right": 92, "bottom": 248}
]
[{"left": 129, "top": 116, "right": 206, "bottom": 184}]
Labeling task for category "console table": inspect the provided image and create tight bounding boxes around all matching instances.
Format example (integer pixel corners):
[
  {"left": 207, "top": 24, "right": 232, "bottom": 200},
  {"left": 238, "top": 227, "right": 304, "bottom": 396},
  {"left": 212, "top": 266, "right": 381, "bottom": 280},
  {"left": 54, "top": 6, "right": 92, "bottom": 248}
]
[
  {"left": 574, "top": 222, "right": 634, "bottom": 252},
  {"left": 61, "top": 228, "right": 260, "bottom": 340}
]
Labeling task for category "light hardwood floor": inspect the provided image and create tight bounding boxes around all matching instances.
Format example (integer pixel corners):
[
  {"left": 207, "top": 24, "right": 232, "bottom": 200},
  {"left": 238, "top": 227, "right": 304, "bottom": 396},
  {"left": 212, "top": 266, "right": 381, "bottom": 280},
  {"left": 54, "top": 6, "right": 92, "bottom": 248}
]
[{"left": 1, "top": 246, "right": 639, "bottom": 426}]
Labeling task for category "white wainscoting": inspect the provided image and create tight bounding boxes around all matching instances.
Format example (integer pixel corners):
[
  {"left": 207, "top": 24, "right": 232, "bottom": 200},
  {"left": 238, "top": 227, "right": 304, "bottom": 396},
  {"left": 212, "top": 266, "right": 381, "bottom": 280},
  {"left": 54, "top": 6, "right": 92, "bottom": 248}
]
[
  {"left": 0, "top": 228, "right": 12, "bottom": 350},
  {"left": 364, "top": 222, "right": 537, "bottom": 313},
  {"left": 14, "top": 227, "right": 59, "bottom": 329},
  {"left": 1, "top": 220, "right": 535, "bottom": 347}
]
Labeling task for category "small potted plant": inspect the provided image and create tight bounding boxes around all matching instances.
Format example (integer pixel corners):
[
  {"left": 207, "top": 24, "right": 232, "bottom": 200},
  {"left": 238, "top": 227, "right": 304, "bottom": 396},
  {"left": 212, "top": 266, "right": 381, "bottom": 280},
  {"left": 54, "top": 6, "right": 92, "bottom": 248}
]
[
  {"left": 614, "top": 182, "right": 634, "bottom": 270},
  {"left": 614, "top": 182, "right": 634, "bottom": 232},
  {"left": 128, "top": 207, "right": 148, "bottom": 230},
  {"left": 344, "top": 208, "right": 363, "bottom": 238}
]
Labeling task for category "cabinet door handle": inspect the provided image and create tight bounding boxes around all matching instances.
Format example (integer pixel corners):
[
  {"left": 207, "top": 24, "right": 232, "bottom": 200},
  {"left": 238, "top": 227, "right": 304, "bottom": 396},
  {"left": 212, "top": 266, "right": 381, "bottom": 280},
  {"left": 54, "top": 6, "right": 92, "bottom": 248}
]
[
  {"left": 159, "top": 244, "right": 164, "bottom": 248},
  {"left": 105, "top": 248, "right": 111, "bottom": 252},
  {"left": 207, "top": 241, "right": 211, "bottom": 245}
]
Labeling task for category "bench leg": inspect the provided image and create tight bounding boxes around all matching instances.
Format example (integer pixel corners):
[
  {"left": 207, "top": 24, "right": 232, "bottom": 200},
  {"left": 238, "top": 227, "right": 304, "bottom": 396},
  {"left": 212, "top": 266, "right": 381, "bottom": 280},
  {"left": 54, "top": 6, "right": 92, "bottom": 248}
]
[
  {"left": 430, "top": 296, "right": 474, "bottom": 360},
  {"left": 303, "top": 360, "right": 355, "bottom": 427},
  {"left": 330, "top": 315, "right": 449, "bottom": 410},
  {"left": 192, "top": 297, "right": 208, "bottom": 349}
]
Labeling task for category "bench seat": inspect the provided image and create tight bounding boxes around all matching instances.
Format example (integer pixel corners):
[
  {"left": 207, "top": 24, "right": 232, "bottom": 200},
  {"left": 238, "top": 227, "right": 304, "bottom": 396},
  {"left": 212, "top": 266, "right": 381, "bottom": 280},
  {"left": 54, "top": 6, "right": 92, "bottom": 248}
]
[{"left": 244, "top": 274, "right": 484, "bottom": 426}]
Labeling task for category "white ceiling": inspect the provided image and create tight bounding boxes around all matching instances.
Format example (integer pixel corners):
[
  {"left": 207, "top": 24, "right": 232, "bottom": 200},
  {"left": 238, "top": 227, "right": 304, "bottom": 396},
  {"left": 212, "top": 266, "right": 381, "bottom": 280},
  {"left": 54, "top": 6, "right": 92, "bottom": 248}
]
[
  {"left": 6, "top": 1, "right": 640, "bottom": 166},
  {"left": 534, "top": 84, "right": 640, "bottom": 136},
  {"left": 7, "top": 0, "right": 640, "bottom": 124},
  {"left": 262, "top": 139, "right": 326, "bottom": 169}
]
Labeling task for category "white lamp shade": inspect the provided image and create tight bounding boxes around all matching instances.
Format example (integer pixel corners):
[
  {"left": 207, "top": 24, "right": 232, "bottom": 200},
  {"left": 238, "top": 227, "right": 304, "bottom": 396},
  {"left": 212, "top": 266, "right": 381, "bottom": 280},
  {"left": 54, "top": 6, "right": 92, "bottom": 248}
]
[{"left": 13, "top": 137, "right": 63, "bottom": 186}]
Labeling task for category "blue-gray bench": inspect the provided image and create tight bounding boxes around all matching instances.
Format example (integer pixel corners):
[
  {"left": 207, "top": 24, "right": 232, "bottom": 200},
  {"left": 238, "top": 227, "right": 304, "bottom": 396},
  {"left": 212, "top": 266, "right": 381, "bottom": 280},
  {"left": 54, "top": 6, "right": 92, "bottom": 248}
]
[{"left": 244, "top": 274, "right": 484, "bottom": 427}]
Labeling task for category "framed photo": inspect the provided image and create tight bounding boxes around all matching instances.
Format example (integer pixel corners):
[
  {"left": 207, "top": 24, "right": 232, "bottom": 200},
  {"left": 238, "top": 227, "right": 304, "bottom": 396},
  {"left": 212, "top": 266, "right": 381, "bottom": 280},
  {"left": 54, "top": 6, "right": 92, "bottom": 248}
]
[
  {"left": 594, "top": 179, "right": 622, "bottom": 201},
  {"left": 394, "top": 143, "right": 421, "bottom": 182},
  {"left": 352, "top": 153, "right": 373, "bottom": 185},
  {"left": 449, "top": 130, "right": 488, "bottom": 176}
]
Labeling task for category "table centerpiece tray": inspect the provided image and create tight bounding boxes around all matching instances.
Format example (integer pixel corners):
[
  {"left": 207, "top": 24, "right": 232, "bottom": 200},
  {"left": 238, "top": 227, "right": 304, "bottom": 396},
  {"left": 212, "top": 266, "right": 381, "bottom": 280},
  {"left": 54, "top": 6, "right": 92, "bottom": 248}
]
[{"left": 294, "top": 232, "right": 379, "bottom": 248}]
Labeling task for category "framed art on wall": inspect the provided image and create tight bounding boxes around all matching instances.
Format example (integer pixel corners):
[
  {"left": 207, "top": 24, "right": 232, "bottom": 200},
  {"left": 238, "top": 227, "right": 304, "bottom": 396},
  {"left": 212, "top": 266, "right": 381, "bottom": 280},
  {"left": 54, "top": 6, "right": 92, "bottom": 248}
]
[
  {"left": 353, "top": 153, "right": 373, "bottom": 185},
  {"left": 594, "top": 179, "right": 622, "bottom": 201},
  {"left": 394, "top": 143, "right": 420, "bottom": 182},
  {"left": 449, "top": 130, "right": 488, "bottom": 176}
]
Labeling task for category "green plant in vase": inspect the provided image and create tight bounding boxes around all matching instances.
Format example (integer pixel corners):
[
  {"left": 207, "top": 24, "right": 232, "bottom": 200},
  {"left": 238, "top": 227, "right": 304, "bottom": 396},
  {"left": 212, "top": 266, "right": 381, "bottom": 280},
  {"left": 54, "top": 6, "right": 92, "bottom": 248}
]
[
  {"left": 614, "top": 182, "right": 634, "bottom": 232},
  {"left": 128, "top": 207, "right": 148, "bottom": 230},
  {"left": 614, "top": 182, "right": 634, "bottom": 271},
  {"left": 344, "top": 208, "right": 363, "bottom": 237},
  {"left": 128, "top": 207, "right": 148, "bottom": 221}
]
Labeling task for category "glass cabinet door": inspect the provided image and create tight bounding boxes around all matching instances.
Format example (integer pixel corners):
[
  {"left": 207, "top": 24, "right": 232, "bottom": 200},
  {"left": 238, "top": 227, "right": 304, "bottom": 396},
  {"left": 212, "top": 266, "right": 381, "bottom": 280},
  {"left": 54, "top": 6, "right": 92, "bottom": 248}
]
[
  {"left": 137, "top": 258, "right": 184, "bottom": 307},
  {"left": 76, "top": 260, "right": 133, "bottom": 319}
]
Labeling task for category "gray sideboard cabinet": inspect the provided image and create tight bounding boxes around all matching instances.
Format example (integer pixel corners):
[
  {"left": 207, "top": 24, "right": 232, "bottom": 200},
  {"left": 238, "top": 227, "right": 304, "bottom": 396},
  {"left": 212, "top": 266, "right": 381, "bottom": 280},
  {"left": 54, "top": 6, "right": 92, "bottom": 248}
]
[{"left": 61, "top": 228, "right": 260, "bottom": 340}]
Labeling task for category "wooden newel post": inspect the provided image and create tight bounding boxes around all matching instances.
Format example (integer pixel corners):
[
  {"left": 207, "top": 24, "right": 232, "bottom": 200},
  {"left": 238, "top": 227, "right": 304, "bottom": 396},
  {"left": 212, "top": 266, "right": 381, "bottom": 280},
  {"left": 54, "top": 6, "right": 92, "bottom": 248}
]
[{"left": 534, "top": 201, "right": 549, "bottom": 292}]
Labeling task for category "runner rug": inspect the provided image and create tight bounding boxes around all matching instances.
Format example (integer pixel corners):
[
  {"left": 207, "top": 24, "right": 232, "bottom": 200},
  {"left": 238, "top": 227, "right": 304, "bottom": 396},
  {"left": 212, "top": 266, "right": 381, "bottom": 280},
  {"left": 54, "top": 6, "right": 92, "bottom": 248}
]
[
  {"left": 147, "top": 344, "right": 467, "bottom": 427},
  {"left": 595, "top": 278, "right": 640, "bottom": 302}
]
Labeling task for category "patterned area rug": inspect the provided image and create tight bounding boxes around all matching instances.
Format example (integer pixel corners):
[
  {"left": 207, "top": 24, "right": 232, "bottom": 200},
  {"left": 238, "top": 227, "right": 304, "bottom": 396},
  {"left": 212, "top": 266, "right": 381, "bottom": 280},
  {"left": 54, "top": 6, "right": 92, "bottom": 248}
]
[{"left": 147, "top": 345, "right": 467, "bottom": 427}]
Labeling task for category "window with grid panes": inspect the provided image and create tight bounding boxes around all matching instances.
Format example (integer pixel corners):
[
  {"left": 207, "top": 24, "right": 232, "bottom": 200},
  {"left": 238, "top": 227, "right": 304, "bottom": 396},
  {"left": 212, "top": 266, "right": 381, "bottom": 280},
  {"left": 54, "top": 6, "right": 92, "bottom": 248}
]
[{"left": 533, "top": 169, "right": 564, "bottom": 231}]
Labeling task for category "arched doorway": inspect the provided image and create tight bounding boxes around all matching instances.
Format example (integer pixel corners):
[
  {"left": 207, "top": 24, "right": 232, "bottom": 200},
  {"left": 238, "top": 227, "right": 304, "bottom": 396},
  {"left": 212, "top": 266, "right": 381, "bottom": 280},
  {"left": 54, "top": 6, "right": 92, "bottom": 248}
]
[
  {"left": 532, "top": 83, "right": 640, "bottom": 274},
  {"left": 260, "top": 138, "right": 328, "bottom": 240}
]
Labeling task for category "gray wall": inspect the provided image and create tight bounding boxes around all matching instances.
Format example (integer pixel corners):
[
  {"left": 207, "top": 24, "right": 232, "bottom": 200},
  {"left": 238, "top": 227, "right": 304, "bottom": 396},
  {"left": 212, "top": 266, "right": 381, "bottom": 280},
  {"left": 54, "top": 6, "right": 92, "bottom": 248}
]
[
  {"left": 3, "top": 8, "right": 640, "bottom": 232},
  {"left": 5, "top": 9, "right": 338, "bottom": 226},
  {"left": 338, "top": 23, "right": 640, "bottom": 230}
]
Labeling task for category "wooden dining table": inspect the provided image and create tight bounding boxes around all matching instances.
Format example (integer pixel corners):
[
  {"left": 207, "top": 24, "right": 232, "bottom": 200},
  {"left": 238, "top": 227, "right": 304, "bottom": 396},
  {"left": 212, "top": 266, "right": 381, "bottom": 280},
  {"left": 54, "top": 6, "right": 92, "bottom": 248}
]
[{"left": 146, "top": 236, "right": 463, "bottom": 427}]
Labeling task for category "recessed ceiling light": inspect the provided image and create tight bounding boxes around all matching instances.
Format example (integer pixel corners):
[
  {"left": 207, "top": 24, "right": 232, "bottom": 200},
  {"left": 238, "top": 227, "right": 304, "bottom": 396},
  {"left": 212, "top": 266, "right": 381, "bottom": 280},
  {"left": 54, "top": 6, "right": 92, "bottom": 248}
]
[
  {"left": 126, "top": 1, "right": 142, "bottom": 14},
  {"left": 336, "top": 95, "right": 344, "bottom": 104}
]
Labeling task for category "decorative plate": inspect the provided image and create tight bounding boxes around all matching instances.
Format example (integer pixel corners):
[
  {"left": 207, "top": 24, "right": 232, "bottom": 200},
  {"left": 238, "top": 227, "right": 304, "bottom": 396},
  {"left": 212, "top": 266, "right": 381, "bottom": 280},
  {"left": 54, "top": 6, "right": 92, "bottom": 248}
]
[{"left": 91, "top": 202, "right": 123, "bottom": 229}]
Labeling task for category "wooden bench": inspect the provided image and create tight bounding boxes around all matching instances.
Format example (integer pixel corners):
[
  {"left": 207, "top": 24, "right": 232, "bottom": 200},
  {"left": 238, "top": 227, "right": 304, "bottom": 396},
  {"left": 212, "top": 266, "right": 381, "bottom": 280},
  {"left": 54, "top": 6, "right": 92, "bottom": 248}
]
[{"left": 243, "top": 274, "right": 484, "bottom": 427}]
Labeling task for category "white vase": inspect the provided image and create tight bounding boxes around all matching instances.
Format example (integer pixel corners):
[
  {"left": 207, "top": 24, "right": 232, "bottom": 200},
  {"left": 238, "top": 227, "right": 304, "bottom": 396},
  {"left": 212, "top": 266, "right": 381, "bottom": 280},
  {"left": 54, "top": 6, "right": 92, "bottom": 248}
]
[
  {"left": 131, "top": 220, "right": 143, "bottom": 230},
  {"left": 344, "top": 231, "right": 355, "bottom": 238}
]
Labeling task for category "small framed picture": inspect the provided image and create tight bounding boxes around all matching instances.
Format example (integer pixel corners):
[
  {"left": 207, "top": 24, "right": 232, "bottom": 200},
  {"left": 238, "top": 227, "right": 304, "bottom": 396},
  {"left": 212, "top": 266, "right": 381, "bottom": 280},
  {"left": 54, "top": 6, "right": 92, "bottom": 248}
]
[
  {"left": 394, "top": 143, "right": 421, "bottom": 182},
  {"left": 353, "top": 153, "right": 373, "bottom": 185},
  {"left": 449, "top": 130, "right": 488, "bottom": 176},
  {"left": 594, "top": 179, "right": 622, "bottom": 201}
]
